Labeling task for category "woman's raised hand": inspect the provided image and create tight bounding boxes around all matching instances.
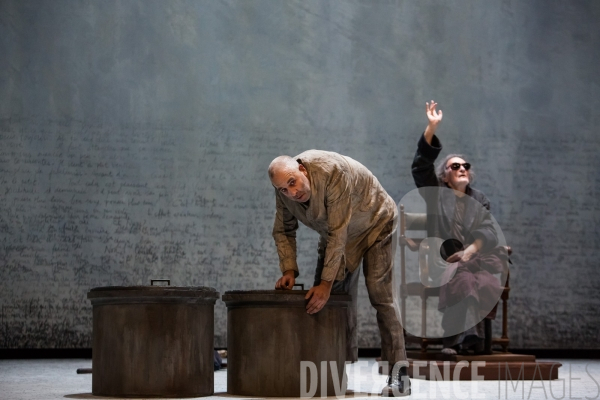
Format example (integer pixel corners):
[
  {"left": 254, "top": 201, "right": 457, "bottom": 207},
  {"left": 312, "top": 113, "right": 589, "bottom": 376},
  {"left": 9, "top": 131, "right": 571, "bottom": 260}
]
[
  {"left": 426, "top": 100, "right": 443, "bottom": 127},
  {"left": 423, "top": 100, "right": 443, "bottom": 144}
]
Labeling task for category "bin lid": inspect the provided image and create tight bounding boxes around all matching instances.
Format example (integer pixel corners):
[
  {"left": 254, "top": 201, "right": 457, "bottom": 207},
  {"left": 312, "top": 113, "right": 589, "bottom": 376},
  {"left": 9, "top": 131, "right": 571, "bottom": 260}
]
[
  {"left": 88, "top": 286, "right": 219, "bottom": 305},
  {"left": 222, "top": 290, "right": 351, "bottom": 307}
]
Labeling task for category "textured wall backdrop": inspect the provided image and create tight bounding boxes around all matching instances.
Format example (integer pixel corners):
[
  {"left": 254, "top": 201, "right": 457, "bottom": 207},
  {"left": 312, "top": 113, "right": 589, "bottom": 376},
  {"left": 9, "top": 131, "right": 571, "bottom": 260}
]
[{"left": 0, "top": 0, "right": 598, "bottom": 349}]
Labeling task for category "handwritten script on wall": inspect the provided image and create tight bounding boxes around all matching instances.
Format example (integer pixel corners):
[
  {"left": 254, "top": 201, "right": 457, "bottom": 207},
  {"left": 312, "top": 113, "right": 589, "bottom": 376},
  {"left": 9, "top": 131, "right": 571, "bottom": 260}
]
[
  {"left": 1, "top": 116, "right": 598, "bottom": 349},
  {"left": 0, "top": 118, "right": 323, "bottom": 347}
]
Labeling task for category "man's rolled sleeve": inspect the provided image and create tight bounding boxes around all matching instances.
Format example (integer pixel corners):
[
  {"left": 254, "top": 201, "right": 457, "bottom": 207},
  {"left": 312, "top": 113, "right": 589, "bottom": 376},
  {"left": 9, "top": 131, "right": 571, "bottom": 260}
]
[{"left": 272, "top": 190, "right": 300, "bottom": 277}]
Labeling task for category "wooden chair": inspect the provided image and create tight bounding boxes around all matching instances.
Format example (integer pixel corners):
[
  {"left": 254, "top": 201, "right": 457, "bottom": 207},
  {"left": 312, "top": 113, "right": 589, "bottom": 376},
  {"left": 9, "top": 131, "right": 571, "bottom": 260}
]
[{"left": 398, "top": 204, "right": 511, "bottom": 354}]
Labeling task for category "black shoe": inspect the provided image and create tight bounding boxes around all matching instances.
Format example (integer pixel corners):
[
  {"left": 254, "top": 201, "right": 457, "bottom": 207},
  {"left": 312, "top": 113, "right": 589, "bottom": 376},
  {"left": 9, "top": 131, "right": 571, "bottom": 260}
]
[{"left": 381, "top": 366, "right": 411, "bottom": 397}]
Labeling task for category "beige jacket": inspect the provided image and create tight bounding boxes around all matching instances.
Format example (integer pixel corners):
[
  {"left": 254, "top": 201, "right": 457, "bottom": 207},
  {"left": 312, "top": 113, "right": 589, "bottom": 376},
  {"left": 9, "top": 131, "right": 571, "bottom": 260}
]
[{"left": 272, "top": 150, "right": 397, "bottom": 282}]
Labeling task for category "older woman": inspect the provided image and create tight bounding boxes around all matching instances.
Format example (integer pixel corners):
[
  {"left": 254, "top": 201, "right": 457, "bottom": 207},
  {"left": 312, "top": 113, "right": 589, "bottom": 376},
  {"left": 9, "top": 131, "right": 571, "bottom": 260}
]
[{"left": 411, "top": 100, "right": 507, "bottom": 355}]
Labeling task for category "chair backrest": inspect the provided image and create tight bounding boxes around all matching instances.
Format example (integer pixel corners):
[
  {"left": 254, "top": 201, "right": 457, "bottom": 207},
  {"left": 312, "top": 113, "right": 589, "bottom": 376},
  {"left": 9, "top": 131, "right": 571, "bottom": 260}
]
[
  {"left": 399, "top": 204, "right": 427, "bottom": 237},
  {"left": 399, "top": 205, "right": 429, "bottom": 284},
  {"left": 403, "top": 212, "right": 427, "bottom": 232},
  {"left": 399, "top": 204, "right": 430, "bottom": 329}
]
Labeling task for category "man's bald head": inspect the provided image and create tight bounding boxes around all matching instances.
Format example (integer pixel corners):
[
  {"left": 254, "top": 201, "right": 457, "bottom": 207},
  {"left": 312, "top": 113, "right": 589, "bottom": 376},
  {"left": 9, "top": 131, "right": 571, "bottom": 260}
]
[
  {"left": 268, "top": 155, "right": 312, "bottom": 202},
  {"left": 268, "top": 155, "right": 298, "bottom": 180}
]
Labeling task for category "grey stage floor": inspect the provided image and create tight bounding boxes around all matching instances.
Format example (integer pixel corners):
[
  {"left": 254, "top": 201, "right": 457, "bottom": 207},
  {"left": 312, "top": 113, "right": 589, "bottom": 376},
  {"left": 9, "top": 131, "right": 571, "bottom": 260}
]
[{"left": 1, "top": 358, "right": 599, "bottom": 400}]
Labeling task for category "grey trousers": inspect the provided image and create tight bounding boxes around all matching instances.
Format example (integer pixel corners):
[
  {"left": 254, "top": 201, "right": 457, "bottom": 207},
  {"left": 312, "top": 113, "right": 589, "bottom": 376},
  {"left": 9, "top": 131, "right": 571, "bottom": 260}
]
[{"left": 314, "top": 219, "right": 407, "bottom": 364}]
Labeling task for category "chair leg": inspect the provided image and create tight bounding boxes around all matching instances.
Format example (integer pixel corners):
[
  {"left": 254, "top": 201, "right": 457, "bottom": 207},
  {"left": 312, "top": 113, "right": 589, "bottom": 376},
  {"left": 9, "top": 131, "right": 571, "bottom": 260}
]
[
  {"left": 421, "top": 295, "right": 427, "bottom": 353},
  {"left": 421, "top": 297, "right": 426, "bottom": 338},
  {"left": 484, "top": 319, "right": 492, "bottom": 355},
  {"left": 502, "top": 297, "right": 509, "bottom": 352}
]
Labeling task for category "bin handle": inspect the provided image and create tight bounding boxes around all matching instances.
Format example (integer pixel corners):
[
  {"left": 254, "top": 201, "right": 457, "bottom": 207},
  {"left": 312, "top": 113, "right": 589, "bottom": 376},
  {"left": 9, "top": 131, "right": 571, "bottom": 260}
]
[
  {"left": 293, "top": 284, "right": 305, "bottom": 290},
  {"left": 151, "top": 279, "right": 170, "bottom": 286}
]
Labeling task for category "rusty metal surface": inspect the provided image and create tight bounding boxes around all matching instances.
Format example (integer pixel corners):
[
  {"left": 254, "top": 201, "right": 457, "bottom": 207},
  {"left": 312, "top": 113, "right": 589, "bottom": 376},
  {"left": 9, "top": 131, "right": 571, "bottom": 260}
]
[
  {"left": 89, "top": 287, "right": 218, "bottom": 398},
  {"left": 89, "top": 286, "right": 219, "bottom": 299},
  {"left": 222, "top": 290, "right": 351, "bottom": 308},
  {"left": 224, "top": 290, "right": 349, "bottom": 397}
]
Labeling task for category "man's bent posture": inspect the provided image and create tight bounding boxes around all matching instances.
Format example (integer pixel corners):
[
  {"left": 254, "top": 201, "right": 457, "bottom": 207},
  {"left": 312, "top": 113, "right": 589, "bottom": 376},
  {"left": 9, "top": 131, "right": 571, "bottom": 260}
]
[{"left": 269, "top": 150, "right": 410, "bottom": 397}]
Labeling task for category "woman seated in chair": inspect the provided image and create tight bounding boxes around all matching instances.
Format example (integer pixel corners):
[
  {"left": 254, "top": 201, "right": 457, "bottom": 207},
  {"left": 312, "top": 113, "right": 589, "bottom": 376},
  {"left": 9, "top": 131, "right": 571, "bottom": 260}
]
[{"left": 411, "top": 100, "right": 507, "bottom": 355}]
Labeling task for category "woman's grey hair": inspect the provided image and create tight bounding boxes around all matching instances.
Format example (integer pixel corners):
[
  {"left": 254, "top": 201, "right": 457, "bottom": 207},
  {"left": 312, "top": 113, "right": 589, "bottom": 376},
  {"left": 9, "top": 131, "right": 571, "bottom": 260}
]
[{"left": 435, "top": 153, "right": 475, "bottom": 184}]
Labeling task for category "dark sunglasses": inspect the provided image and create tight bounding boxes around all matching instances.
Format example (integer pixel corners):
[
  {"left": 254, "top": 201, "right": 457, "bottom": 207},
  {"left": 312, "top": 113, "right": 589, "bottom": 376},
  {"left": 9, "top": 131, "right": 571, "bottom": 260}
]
[{"left": 446, "top": 162, "right": 471, "bottom": 171}]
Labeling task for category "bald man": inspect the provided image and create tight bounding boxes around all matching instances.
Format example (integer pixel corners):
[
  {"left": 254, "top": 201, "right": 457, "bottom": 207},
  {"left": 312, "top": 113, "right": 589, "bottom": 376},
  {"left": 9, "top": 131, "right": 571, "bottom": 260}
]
[{"left": 269, "top": 150, "right": 410, "bottom": 397}]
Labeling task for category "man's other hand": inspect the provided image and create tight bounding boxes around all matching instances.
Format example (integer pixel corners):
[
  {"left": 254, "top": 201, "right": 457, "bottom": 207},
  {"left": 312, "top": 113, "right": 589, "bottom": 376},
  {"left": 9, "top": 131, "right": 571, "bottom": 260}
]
[
  {"left": 305, "top": 280, "right": 333, "bottom": 314},
  {"left": 275, "top": 270, "right": 295, "bottom": 290}
]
